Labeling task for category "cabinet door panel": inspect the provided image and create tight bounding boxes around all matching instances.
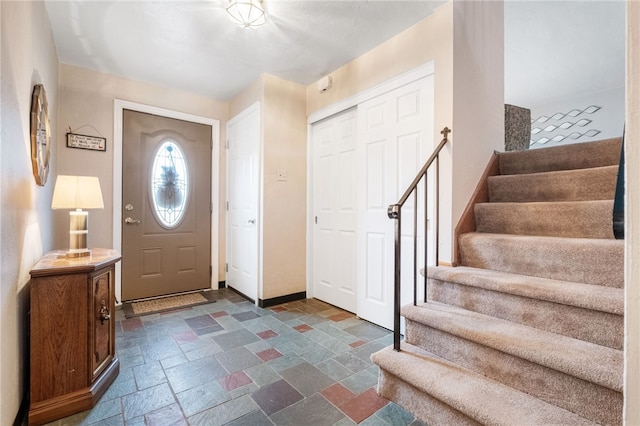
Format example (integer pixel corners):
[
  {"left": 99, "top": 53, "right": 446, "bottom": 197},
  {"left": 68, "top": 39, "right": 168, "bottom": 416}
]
[
  {"left": 91, "top": 268, "right": 114, "bottom": 380},
  {"left": 30, "top": 274, "right": 88, "bottom": 401}
]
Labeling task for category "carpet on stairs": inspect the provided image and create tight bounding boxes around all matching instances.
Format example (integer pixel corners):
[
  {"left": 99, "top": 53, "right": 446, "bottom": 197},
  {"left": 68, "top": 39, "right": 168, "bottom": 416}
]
[{"left": 372, "top": 137, "right": 624, "bottom": 425}]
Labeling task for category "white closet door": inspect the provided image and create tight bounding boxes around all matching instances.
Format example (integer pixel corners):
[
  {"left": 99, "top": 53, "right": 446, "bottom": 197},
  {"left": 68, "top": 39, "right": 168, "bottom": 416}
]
[
  {"left": 357, "top": 76, "right": 434, "bottom": 330},
  {"left": 311, "top": 108, "right": 358, "bottom": 312},
  {"left": 226, "top": 103, "right": 261, "bottom": 302}
]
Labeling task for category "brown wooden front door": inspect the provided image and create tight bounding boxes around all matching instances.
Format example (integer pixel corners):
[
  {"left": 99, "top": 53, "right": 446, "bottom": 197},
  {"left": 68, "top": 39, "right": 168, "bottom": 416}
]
[{"left": 122, "top": 109, "right": 211, "bottom": 300}]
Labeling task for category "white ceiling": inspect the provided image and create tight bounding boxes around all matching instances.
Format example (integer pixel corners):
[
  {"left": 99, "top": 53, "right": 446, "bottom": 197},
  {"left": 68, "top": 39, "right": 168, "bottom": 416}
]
[
  {"left": 44, "top": 1, "right": 626, "bottom": 106},
  {"left": 44, "top": 0, "right": 445, "bottom": 101}
]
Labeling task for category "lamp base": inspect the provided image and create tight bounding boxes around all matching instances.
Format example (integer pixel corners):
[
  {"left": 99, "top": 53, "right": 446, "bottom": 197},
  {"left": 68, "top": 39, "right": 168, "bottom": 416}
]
[
  {"left": 65, "top": 248, "right": 91, "bottom": 258},
  {"left": 69, "top": 209, "right": 90, "bottom": 257}
]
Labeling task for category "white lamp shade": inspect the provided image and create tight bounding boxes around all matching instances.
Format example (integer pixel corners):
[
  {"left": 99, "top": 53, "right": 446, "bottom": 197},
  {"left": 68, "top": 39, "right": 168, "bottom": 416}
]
[{"left": 51, "top": 175, "right": 104, "bottom": 210}]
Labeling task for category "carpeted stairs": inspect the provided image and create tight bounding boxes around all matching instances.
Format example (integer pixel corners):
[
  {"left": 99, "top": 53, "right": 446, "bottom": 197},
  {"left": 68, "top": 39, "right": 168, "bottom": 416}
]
[{"left": 372, "top": 137, "right": 624, "bottom": 425}]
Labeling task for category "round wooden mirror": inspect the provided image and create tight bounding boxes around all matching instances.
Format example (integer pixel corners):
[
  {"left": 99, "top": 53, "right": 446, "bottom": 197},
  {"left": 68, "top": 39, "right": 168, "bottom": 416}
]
[{"left": 30, "top": 84, "right": 51, "bottom": 186}]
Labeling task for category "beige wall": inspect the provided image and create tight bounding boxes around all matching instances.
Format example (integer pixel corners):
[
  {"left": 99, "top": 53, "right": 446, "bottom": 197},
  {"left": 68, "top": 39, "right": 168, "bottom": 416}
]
[
  {"left": 625, "top": 2, "right": 639, "bottom": 423},
  {"left": 229, "top": 75, "right": 266, "bottom": 119},
  {"left": 229, "top": 74, "right": 307, "bottom": 301},
  {"left": 262, "top": 75, "right": 307, "bottom": 299},
  {"left": 450, "top": 0, "right": 505, "bottom": 257},
  {"left": 57, "top": 64, "right": 229, "bottom": 281},
  {"left": 0, "top": 1, "right": 59, "bottom": 423}
]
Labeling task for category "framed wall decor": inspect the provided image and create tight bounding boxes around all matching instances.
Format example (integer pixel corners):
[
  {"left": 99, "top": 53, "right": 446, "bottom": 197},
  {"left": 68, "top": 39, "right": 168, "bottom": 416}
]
[
  {"left": 30, "top": 84, "right": 51, "bottom": 186},
  {"left": 67, "top": 133, "right": 107, "bottom": 152}
]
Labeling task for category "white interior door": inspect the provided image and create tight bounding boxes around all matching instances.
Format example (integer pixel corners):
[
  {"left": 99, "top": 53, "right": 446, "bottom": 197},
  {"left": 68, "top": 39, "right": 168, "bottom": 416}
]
[
  {"left": 311, "top": 108, "right": 358, "bottom": 313},
  {"left": 226, "top": 103, "right": 261, "bottom": 302},
  {"left": 357, "top": 76, "right": 434, "bottom": 330}
]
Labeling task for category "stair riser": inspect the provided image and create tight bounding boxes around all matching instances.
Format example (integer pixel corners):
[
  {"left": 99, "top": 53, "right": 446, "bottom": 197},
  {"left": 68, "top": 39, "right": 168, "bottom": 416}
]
[
  {"left": 474, "top": 200, "right": 615, "bottom": 239},
  {"left": 488, "top": 166, "right": 618, "bottom": 203},
  {"left": 377, "top": 369, "right": 481, "bottom": 426},
  {"left": 405, "top": 320, "right": 622, "bottom": 425},
  {"left": 459, "top": 234, "right": 624, "bottom": 288},
  {"left": 498, "top": 138, "right": 622, "bottom": 175},
  {"left": 428, "top": 279, "right": 623, "bottom": 349}
]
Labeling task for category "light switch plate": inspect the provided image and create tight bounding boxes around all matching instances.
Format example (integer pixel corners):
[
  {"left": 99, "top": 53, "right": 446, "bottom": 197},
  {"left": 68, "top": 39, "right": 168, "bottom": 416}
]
[{"left": 276, "top": 170, "right": 288, "bottom": 181}]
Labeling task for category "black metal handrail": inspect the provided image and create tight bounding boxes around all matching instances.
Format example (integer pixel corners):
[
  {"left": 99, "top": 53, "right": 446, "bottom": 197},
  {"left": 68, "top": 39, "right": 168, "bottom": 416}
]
[{"left": 387, "top": 127, "right": 451, "bottom": 351}]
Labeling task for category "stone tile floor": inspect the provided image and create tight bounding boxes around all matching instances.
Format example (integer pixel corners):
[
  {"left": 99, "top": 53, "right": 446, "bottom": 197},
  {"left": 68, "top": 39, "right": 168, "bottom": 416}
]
[{"left": 46, "top": 288, "right": 426, "bottom": 425}]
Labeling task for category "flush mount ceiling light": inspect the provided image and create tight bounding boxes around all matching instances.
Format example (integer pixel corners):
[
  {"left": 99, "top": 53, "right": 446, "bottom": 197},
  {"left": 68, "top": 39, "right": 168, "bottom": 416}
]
[{"left": 226, "top": 0, "right": 266, "bottom": 29}]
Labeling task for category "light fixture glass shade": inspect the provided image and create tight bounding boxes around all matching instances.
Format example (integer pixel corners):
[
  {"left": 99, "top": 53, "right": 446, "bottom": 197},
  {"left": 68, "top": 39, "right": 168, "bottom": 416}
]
[
  {"left": 51, "top": 175, "right": 104, "bottom": 257},
  {"left": 51, "top": 175, "right": 104, "bottom": 210},
  {"left": 226, "top": 0, "right": 266, "bottom": 29}
]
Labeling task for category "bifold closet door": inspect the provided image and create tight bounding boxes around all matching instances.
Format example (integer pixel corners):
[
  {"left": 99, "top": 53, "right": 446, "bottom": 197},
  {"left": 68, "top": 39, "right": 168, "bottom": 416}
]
[
  {"left": 311, "top": 108, "right": 358, "bottom": 313},
  {"left": 357, "top": 76, "right": 435, "bottom": 330},
  {"left": 310, "top": 75, "right": 435, "bottom": 329}
]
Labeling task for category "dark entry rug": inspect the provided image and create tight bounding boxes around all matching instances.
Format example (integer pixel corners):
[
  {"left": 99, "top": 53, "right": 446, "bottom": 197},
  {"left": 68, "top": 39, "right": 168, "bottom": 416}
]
[{"left": 122, "top": 290, "right": 216, "bottom": 318}]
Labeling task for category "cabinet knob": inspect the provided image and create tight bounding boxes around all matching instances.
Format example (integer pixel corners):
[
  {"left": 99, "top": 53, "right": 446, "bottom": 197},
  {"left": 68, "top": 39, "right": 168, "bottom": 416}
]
[{"left": 99, "top": 300, "right": 110, "bottom": 324}]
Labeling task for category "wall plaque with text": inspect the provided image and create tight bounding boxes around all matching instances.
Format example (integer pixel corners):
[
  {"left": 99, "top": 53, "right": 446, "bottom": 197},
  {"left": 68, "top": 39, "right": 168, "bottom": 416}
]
[{"left": 66, "top": 133, "right": 107, "bottom": 152}]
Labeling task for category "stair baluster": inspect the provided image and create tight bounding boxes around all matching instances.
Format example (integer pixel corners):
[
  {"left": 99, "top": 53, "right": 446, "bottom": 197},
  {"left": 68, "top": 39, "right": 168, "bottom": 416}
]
[{"left": 387, "top": 127, "right": 450, "bottom": 351}]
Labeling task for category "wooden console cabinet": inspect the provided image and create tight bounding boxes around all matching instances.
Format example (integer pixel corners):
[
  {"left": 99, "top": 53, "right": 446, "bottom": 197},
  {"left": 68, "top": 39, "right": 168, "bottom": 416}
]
[{"left": 28, "top": 249, "right": 121, "bottom": 425}]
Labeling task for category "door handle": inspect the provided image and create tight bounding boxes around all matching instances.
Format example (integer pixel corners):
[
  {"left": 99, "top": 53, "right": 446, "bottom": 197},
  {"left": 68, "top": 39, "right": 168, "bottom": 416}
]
[
  {"left": 248, "top": 219, "right": 256, "bottom": 224},
  {"left": 125, "top": 217, "right": 141, "bottom": 224}
]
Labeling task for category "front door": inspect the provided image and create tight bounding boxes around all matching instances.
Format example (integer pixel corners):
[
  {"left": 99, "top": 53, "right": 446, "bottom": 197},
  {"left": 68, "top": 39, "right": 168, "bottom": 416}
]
[
  {"left": 226, "top": 103, "right": 260, "bottom": 302},
  {"left": 122, "top": 109, "right": 212, "bottom": 301}
]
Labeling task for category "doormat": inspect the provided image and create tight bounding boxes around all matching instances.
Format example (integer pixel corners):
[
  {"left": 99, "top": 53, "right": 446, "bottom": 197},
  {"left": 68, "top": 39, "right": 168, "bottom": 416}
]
[{"left": 122, "top": 291, "right": 216, "bottom": 319}]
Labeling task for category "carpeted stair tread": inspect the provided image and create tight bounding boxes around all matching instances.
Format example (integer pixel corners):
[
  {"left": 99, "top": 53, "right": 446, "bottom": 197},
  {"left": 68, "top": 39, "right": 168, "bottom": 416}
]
[
  {"left": 372, "top": 343, "right": 597, "bottom": 426},
  {"left": 488, "top": 165, "right": 618, "bottom": 203},
  {"left": 427, "top": 266, "right": 623, "bottom": 315},
  {"left": 474, "top": 200, "right": 615, "bottom": 239},
  {"left": 400, "top": 312, "right": 623, "bottom": 425},
  {"left": 401, "top": 302, "right": 623, "bottom": 392},
  {"left": 426, "top": 266, "right": 623, "bottom": 349},
  {"left": 458, "top": 232, "right": 624, "bottom": 288},
  {"left": 498, "top": 137, "right": 622, "bottom": 175}
]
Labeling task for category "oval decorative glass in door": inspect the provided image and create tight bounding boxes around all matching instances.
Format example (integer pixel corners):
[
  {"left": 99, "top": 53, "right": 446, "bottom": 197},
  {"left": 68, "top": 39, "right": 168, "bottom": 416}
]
[{"left": 150, "top": 140, "right": 189, "bottom": 228}]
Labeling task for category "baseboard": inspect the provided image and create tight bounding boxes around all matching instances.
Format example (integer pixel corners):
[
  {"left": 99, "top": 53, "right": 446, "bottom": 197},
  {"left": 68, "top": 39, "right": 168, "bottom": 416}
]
[
  {"left": 226, "top": 286, "right": 255, "bottom": 304},
  {"left": 259, "top": 291, "right": 306, "bottom": 308},
  {"left": 13, "top": 394, "right": 29, "bottom": 426}
]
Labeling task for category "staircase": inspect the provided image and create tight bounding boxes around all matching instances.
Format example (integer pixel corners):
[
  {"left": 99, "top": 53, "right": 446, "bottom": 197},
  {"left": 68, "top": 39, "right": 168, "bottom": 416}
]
[{"left": 372, "top": 138, "right": 624, "bottom": 425}]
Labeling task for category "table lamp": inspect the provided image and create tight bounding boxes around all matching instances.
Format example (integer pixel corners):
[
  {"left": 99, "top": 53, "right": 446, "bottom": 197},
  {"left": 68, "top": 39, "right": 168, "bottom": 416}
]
[{"left": 51, "top": 175, "right": 104, "bottom": 257}]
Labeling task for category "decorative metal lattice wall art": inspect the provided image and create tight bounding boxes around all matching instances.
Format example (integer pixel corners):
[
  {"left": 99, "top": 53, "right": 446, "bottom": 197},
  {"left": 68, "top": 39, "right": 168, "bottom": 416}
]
[{"left": 530, "top": 105, "right": 602, "bottom": 146}]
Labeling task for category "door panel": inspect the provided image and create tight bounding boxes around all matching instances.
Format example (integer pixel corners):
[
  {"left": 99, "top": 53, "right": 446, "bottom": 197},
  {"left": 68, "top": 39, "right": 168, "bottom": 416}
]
[
  {"left": 365, "top": 232, "right": 385, "bottom": 301},
  {"left": 122, "top": 110, "right": 211, "bottom": 300},
  {"left": 312, "top": 108, "right": 357, "bottom": 312},
  {"left": 91, "top": 269, "right": 113, "bottom": 380},
  {"left": 226, "top": 104, "right": 260, "bottom": 301},
  {"left": 357, "top": 77, "right": 434, "bottom": 329}
]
